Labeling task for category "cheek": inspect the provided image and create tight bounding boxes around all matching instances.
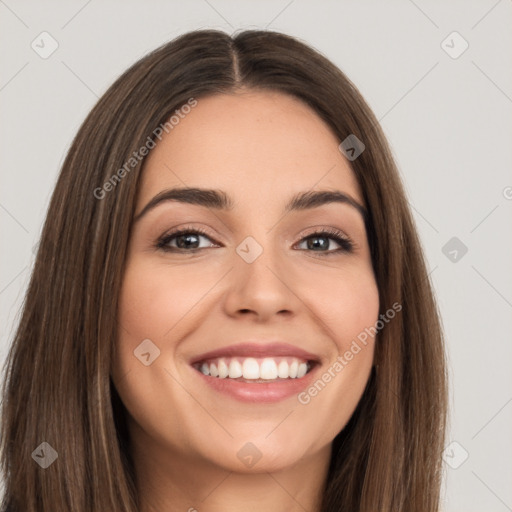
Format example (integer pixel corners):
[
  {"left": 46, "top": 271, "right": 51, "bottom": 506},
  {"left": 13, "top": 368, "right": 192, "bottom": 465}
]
[
  {"left": 114, "top": 259, "right": 217, "bottom": 442},
  {"left": 294, "top": 266, "right": 378, "bottom": 441},
  {"left": 301, "top": 262, "right": 380, "bottom": 351},
  {"left": 117, "top": 259, "right": 216, "bottom": 342}
]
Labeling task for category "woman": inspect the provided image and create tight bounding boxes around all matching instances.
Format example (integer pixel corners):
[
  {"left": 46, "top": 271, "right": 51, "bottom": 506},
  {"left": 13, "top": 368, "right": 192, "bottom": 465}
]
[{"left": 0, "top": 29, "right": 447, "bottom": 511}]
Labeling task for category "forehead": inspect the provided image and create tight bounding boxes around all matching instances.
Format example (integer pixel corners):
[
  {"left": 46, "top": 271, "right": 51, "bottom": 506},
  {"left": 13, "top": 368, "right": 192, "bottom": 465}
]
[{"left": 137, "top": 90, "right": 363, "bottom": 210}]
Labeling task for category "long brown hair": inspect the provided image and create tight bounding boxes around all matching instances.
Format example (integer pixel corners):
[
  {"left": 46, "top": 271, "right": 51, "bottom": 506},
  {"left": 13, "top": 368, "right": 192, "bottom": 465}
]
[{"left": 0, "top": 29, "right": 447, "bottom": 511}]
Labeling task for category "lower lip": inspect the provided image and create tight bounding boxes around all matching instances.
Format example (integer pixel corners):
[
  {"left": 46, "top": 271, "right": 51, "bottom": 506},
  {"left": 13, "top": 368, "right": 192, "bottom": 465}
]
[{"left": 191, "top": 364, "right": 320, "bottom": 403}]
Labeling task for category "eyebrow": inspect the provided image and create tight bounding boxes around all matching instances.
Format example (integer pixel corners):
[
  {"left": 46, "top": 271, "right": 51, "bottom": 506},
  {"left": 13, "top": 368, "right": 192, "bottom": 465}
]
[{"left": 133, "top": 187, "right": 367, "bottom": 223}]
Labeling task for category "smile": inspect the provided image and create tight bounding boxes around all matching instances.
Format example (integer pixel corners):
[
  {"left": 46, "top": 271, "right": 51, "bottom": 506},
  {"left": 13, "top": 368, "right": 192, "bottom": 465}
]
[
  {"left": 189, "top": 342, "right": 321, "bottom": 403},
  {"left": 193, "top": 356, "right": 312, "bottom": 381}
]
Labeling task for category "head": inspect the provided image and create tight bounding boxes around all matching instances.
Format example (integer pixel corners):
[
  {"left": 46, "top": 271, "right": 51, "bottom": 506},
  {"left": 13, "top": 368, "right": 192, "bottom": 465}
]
[{"left": 0, "top": 29, "right": 447, "bottom": 512}]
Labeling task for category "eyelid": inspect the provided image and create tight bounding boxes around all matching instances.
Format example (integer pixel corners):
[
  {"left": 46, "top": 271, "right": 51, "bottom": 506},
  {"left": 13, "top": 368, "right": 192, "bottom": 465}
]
[{"left": 295, "top": 225, "right": 351, "bottom": 241}]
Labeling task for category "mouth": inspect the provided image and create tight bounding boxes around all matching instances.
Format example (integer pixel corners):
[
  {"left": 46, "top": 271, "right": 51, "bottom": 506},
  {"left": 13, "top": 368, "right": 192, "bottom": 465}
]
[
  {"left": 192, "top": 356, "right": 315, "bottom": 382},
  {"left": 189, "top": 342, "right": 321, "bottom": 403}
]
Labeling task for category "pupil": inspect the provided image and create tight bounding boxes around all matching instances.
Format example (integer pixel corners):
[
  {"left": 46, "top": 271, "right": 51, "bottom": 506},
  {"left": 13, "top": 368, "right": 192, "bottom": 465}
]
[
  {"left": 177, "top": 233, "right": 199, "bottom": 249},
  {"left": 308, "top": 236, "right": 327, "bottom": 250}
]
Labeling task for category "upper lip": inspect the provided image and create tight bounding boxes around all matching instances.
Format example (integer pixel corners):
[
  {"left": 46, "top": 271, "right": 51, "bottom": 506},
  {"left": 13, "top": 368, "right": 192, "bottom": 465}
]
[{"left": 189, "top": 342, "right": 320, "bottom": 365}]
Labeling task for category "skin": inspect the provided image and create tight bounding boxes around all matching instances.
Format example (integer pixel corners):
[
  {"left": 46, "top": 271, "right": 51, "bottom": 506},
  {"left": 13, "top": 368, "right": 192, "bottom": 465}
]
[{"left": 113, "top": 89, "right": 380, "bottom": 512}]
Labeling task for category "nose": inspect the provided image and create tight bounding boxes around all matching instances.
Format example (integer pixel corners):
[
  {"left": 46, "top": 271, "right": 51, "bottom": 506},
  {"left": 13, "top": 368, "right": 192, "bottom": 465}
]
[{"left": 222, "top": 243, "right": 301, "bottom": 322}]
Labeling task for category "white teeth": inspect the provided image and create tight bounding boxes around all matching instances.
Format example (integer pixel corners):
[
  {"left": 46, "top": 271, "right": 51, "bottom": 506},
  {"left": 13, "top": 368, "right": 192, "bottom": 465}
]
[
  {"left": 209, "top": 363, "right": 219, "bottom": 377},
  {"left": 197, "top": 356, "right": 312, "bottom": 380},
  {"left": 297, "top": 362, "right": 308, "bottom": 378},
  {"left": 218, "top": 359, "right": 229, "bottom": 378},
  {"left": 277, "top": 360, "right": 289, "bottom": 378},
  {"left": 289, "top": 360, "right": 298, "bottom": 378},
  {"left": 260, "top": 358, "right": 278, "bottom": 380},
  {"left": 242, "top": 358, "right": 260, "bottom": 379},
  {"left": 228, "top": 359, "right": 243, "bottom": 378}
]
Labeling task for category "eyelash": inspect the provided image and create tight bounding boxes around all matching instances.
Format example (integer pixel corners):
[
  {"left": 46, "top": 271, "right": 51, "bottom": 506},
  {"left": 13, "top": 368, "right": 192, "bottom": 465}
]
[{"left": 155, "top": 225, "right": 354, "bottom": 255}]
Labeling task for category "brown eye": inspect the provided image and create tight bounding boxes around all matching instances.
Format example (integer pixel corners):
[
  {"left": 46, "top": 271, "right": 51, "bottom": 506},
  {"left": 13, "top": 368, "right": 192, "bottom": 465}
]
[
  {"left": 156, "top": 228, "right": 218, "bottom": 252},
  {"left": 296, "top": 229, "right": 353, "bottom": 254}
]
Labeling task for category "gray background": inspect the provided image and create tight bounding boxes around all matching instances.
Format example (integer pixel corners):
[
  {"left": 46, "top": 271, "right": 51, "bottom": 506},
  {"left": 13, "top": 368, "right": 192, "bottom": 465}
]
[{"left": 1, "top": 1, "right": 511, "bottom": 510}]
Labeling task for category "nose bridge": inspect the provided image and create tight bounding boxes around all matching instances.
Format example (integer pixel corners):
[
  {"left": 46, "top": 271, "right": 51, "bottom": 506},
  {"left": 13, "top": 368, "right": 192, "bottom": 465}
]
[
  {"left": 236, "top": 233, "right": 287, "bottom": 291},
  {"left": 223, "top": 232, "right": 298, "bottom": 318}
]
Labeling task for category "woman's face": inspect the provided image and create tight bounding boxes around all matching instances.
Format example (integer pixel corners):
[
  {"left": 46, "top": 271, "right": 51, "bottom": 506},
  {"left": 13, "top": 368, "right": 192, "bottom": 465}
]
[{"left": 114, "top": 90, "right": 379, "bottom": 474}]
